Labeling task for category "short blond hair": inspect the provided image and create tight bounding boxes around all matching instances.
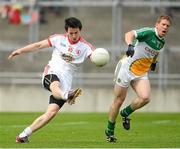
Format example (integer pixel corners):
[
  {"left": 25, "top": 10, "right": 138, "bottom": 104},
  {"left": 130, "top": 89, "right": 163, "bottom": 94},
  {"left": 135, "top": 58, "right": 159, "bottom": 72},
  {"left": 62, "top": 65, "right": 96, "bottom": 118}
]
[{"left": 156, "top": 15, "right": 172, "bottom": 25}]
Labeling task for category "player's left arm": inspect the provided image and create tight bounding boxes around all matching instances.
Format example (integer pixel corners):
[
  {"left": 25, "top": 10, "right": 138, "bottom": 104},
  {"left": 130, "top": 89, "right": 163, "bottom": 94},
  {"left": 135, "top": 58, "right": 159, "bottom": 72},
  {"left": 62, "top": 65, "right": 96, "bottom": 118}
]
[
  {"left": 151, "top": 53, "right": 159, "bottom": 71},
  {"left": 151, "top": 41, "right": 165, "bottom": 71}
]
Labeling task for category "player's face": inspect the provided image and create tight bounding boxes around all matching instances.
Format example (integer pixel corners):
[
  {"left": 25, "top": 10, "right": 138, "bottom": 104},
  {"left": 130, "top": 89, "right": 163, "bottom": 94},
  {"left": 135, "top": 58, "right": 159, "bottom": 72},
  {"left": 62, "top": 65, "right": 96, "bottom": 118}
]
[
  {"left": 67, "top": 28, "right": 81, "bottom": 43},
  {"left": 156, "top": 19, "right": 171, "bottom": 37}
]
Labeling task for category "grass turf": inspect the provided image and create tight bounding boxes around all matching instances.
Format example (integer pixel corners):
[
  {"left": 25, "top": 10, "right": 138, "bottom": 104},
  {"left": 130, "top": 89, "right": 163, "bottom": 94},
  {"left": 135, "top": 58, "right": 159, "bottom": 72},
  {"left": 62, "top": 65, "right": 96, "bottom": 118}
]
[{"left": 0, "top": 112, "right": 180, "bottom": 148}]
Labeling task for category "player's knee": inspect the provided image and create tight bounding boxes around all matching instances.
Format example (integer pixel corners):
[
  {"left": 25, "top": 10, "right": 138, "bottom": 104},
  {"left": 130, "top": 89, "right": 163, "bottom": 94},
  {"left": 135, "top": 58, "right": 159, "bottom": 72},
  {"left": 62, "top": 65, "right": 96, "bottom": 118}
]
[
  {"left": 51, "top": 91, "right": 62, "bottom": 100},
  {"left": 50, "top": 82, "right": 64, "bottom": 99},
  {"left": 51, "top": 89, "right": 62, "bottom": 99},
  {"left": 141, "top": 96, "right": 150, "bottom": 104},
  {"left": 114, "top": 96, "right": 125, "bottom": 106}
]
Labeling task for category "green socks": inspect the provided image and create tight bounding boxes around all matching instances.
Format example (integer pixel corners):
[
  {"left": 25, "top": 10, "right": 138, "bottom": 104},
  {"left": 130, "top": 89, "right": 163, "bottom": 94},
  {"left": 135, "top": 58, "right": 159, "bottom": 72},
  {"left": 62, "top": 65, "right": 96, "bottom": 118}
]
[
  {"left": 120, "top": 105, "right": 134, "bottom": 117},
  {"left": 106, "top": 120, "right": 116, "bottom": 135},
  {"left": 106, "top": 105, "right": 134, "bottom": 136}
]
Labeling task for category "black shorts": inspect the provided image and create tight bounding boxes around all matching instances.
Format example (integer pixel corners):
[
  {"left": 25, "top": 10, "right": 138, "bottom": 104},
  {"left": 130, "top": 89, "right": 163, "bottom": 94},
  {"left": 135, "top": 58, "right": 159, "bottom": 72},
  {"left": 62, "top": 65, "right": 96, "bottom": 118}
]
[
  {"left": 43, "top": 74, "right": 60, "bottom": 91},
  {"left": 49, "top": 95, "right": 66, "bottom": 108}
]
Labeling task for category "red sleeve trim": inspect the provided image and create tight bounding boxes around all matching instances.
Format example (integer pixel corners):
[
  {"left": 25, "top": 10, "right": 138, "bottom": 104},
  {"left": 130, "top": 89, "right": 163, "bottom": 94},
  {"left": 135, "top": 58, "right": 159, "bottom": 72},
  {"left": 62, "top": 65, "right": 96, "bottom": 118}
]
[
  {"left": 47, "top": 38, "right": 52, "bottom": 47},
  {"left": 80, "top": 37, "right": 95, "bottom": 50}
]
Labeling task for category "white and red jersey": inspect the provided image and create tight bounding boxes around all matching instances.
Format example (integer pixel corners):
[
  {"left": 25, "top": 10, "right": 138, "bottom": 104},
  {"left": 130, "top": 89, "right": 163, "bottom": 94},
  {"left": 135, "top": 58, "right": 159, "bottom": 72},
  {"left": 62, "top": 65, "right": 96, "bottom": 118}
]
[
  {"left": 43, "top": 33, "right": 94, "bottom": 94},
  {"left": 49, "top": 34, "right": 93, "bottom": 63},
  {"left": 45, "top": 33, "right": 94, "bottom": 74}
]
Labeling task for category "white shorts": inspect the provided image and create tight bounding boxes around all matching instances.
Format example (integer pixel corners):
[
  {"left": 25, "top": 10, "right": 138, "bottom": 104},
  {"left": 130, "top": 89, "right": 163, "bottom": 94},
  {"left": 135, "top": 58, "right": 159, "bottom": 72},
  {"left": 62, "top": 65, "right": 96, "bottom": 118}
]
[
  {"left": 114, "top": 57, "right": 148, "bottom": 88},
  {"left": 42, "top": 64, "right": 73, "bottom": 97}
]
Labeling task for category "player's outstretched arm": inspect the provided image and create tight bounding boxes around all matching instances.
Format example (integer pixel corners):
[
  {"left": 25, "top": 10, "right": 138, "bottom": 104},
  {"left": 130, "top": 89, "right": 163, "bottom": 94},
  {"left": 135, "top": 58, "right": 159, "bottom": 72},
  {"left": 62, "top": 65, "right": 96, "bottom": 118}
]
[
  {"left": 8, "top": 39, "right": 49, "bottom": 60},
  {"left": 125, "top": 31, "right": 135, "bottom": 46},
  {"left": 125, "top": 31, "right": 135, "bottom": 57}
]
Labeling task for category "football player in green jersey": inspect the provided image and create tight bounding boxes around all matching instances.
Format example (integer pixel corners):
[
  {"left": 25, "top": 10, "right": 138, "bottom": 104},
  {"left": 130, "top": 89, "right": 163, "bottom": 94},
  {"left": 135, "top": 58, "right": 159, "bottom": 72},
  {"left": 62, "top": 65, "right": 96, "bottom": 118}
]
[{"left": 105, "top": 15, "right": 172, "bottom": 142}]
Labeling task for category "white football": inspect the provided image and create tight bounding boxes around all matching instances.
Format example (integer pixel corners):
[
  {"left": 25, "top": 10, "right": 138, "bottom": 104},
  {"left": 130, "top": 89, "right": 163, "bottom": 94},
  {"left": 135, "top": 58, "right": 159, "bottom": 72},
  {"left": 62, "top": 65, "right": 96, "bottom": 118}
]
[{"left": 91, "top": 48, "right": 110, "bottom": 67}]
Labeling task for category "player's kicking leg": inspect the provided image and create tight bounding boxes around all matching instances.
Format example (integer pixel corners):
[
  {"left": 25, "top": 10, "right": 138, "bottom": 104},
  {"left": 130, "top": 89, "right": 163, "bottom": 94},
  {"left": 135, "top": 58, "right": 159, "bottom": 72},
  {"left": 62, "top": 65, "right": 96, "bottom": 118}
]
[{"left": 67, "top": 88, "right": 82, "bottom": 105}]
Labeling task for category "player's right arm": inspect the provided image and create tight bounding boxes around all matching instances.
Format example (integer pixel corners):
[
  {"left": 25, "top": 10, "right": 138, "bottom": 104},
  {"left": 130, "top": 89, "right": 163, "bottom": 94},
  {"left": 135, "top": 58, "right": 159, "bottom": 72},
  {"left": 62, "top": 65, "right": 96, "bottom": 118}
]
[
  {"left": 8, "top": 39, "right": 50, "bottom": 60},
  {"left": 125, "top": 31, "right": 135, "bottom": 57},
  {"left": 125, "top": 30, "right": 135, "bottom": 45}
]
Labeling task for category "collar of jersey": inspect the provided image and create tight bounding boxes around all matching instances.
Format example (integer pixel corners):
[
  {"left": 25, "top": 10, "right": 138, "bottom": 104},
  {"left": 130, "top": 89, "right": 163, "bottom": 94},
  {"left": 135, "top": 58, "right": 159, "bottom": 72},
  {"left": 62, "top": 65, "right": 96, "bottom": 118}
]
[
  {"left": 154, "top": 28, "right": 163, "bottom": 39},
  {"left": 68, "top": 36, "right": 81, "bottom": 44}
]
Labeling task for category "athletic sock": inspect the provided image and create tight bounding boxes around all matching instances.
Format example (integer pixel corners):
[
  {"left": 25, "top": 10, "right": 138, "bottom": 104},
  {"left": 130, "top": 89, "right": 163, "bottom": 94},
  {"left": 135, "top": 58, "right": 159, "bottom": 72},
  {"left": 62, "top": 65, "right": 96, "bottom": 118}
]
[
  {"left": 63, "top": 91, "right": 68, "bottom": 100},
  {"left": 106, "top": 120, "right": 116, "bottom": 136},
  {"left": 19, "top": 127, "right": 32, "bottom": 138},
  {"left": 120, "top": 105, "right": 134, "bottom": 117}
]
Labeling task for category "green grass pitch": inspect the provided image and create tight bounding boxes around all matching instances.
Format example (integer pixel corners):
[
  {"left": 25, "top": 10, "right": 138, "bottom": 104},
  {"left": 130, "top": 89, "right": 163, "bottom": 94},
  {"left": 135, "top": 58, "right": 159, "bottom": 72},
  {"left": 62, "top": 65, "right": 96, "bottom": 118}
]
[{"left": 0, "top": 112, "right": 180, "bottom": 148}]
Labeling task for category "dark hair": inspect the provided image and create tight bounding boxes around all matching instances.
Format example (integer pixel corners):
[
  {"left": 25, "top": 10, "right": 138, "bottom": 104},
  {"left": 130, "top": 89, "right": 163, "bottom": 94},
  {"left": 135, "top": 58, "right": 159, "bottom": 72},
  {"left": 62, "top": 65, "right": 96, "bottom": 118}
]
[
  {"left": 64, "top": 17, "right": 82, "bottom": 31},
  {"left": 156, "top": 15, "right": 172, "bottom": 25}
]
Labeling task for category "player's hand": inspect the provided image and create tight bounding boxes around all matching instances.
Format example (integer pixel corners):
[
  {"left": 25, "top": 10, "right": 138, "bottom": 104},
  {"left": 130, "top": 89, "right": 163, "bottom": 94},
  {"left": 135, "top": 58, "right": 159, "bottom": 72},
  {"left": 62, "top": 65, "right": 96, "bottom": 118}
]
[
  {"left": 8, "top": 51, "right": 21, "bottom": 60},
  {"left": 150, "top": 62, "right": 157, "bottom": 71},
  {"left": 126, "top": 44, "right": 134, "bottom": 57}
]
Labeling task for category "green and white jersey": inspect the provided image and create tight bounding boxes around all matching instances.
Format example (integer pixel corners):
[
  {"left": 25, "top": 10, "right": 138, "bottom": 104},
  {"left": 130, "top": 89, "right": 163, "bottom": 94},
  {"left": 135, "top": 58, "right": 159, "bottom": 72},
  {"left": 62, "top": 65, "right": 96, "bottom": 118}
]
[{"left": 128, "top": 27, "right": 165, "bottom": 76}]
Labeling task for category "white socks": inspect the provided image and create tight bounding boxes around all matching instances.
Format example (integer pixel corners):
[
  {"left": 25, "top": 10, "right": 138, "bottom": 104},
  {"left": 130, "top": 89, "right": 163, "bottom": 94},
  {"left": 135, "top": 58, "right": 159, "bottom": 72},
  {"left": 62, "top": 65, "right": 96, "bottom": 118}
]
[
  {"left": 19, "top": 127, "right": 32, "bottom": 138},
  {"left": 63, "top": 91, "right": 68, "bottom": 100}
]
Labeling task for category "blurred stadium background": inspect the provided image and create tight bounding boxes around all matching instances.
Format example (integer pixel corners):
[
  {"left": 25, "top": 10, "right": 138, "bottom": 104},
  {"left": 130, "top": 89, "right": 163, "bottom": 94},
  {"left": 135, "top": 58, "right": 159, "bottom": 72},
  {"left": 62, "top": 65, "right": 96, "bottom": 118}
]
[{"left": 0, "top": 0, "right": 180, "bottom": 112}]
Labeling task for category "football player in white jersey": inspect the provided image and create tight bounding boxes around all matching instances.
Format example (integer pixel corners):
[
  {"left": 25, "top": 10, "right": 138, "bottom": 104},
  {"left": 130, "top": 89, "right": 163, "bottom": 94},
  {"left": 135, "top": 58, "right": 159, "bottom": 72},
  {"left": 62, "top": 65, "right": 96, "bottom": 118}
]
[
  {"left": 8, "top": 17, "right": 95, "bottom": 143},
  {"left": 105, "top": 15, "right": 172, "bottom": 142}
]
